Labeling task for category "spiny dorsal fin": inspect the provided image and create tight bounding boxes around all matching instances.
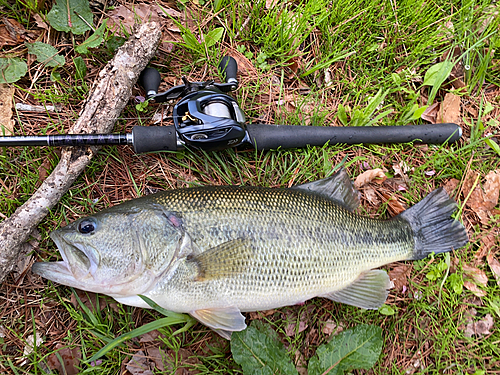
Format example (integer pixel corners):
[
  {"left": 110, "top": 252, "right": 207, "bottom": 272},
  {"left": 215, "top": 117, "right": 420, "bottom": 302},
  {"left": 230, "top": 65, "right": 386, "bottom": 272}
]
[
  {"left": 292, "top": 168, "right": 359, "bottom": 211},
  {"left": 321, "top": 269, "right": 391, "bottom": 309},
  {"left": 187, "top": 238, "right": 254, "bottom": 281}
]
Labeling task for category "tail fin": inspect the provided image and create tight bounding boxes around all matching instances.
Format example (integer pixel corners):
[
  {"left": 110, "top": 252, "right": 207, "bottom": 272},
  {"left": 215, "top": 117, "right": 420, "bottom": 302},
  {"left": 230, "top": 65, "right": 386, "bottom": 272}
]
[{"left": 399, "top": 188, "right": 468, "bottom": 260}]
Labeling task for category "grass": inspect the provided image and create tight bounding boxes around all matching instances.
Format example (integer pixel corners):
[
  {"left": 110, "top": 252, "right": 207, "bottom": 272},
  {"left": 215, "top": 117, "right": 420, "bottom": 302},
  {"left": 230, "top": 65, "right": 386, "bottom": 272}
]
[{"left": 0, "top": 0, "right": 499, "bottom": 373}]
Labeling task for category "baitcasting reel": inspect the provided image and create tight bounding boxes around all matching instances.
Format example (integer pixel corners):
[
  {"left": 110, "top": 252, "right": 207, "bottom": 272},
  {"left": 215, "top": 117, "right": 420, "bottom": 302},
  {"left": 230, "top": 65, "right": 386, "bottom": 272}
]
[{"left": 138, "top": 56, "right": 249, "bottom": 152}]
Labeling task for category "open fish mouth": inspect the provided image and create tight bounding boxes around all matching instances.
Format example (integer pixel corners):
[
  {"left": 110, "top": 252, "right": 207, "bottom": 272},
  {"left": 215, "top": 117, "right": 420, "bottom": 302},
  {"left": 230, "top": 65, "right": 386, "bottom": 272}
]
[{"left": 31, "top": 231, "right": 93, "bottom": 288}]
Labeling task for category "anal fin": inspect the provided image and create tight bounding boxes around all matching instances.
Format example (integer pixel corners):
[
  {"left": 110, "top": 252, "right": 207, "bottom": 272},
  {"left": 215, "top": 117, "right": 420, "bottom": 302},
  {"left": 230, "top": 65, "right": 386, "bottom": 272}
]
[
  {"left": 190, "top": 307, "right": 247, "bottom": 339},
  {"left": 321, "top": 269, "right": 391, "bottom": 309}
]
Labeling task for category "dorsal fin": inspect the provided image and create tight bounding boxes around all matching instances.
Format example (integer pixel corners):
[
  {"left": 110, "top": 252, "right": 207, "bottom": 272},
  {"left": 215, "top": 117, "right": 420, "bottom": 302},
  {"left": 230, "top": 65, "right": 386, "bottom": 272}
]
[{"left": 292, "top": 168, "right": 359, "bottom": 211}]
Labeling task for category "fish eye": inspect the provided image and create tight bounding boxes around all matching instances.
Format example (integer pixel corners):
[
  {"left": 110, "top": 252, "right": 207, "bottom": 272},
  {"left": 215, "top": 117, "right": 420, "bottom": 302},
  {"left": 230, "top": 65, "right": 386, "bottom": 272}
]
[{"left": 78, "top": 219, "right": 96, "bottom": 234}]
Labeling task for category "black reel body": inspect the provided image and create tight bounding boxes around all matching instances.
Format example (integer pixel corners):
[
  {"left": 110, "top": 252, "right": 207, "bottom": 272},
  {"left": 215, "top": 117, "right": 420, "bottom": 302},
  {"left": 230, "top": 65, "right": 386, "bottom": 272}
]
[{"left": 173, "top": 89, "right": 247, "bottom": 151}]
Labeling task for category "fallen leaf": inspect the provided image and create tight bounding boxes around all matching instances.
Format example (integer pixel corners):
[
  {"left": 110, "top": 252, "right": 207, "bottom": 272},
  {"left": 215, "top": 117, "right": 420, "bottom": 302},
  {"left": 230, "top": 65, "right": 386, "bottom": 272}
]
[
  {"left": 464, "top": 170, "right": 500, "bottom": 225},
  {"left": 321, "top": 320, "right": 344, "bottom": 336},
  {"left": 438, "top": 92, "right": 461, "bottom": 124},
  {"left": 443, "top": 178, "right": 460, "bottom": 196},
  {"left": 24, "top": 334, "right": 44, "bottom": 355},
  {"left": 381, "top": 191, "right": 406, "bottom": 215},
  {"left": 33, "top": 14, "right": 49, "bottom": 30},
  {"left": 0, "top": 84, "right": 15, "bottom": 134},
  {"left": 108, "top": 4, "right": 179, "bottom": 35},
  {"left": 126, "top": 350, "right": 155, "bottom": 375},
  {"left": 146, "top": 347, "right": 165, "bottom": 372},
  {"left": 462, "top": 264, "right": 488, "bottom": 287},
  {"left": 483, "top": 170, "right": 500, "bottom": 211},
  {"left": 487, "top": 254, "right": 500, "bottom": 286},
  {"left": 295, "top": 350, "right": 308, "bottom": 375},
  {"left": 475, "top": 234, "right": 497, "bottom": 259},
  {"left": 463, "top": 281, "right": 487, "bottom": 297},
  {"left": 392, "top": 161, "right": 411, "bottom": 177},
  {"left": 388, "top": 265, "right": 411, "bottom": 291},
  {"left": 248, "top": 309, "right": 276, "bottom": 320},
  {"left": 464, "top": 314, "right": 494, "bottom": 338},
  {"left": 47, "top": 345, "right": 82, "bottom": 375},
  {"left": 421, "top": 102, "right": 439, "bottom": 124},
  {"left": 139, "top": 330, "right": 161, "bottom": 343},
  {"left": 354, "top": 169, "right": 387, "bottom": 189},
  {"left": 266, "top": 0, "right": 279, "bottom": 9},
  {"left": 285, "top": 320, "right": 308, "bottom": 337},
  {"left": 363, "top": 186, "right": 380, "bottom": 206}
]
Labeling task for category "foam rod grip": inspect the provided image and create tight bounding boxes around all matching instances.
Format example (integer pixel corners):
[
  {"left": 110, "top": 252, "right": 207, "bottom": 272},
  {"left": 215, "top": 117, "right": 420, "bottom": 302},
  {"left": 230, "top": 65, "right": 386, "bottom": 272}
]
[
  {"left": 246, "top": 123, "right": 462, "bottom": 150},
  {"left": 132, "top": 126, "right": 178, "bottom": 153}
]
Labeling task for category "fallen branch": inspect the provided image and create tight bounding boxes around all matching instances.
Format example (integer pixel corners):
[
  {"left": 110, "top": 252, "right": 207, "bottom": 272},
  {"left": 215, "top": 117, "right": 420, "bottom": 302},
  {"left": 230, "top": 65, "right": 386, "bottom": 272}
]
[{"left": 0, "top": 22, "right": 162, "bottom": 283}]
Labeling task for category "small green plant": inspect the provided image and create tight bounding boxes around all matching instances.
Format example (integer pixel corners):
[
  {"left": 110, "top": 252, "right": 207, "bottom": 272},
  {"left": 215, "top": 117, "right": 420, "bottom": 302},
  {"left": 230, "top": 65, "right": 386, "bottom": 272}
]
[{"left": 231, "top": 321, "right": 383, "bottom": 375}]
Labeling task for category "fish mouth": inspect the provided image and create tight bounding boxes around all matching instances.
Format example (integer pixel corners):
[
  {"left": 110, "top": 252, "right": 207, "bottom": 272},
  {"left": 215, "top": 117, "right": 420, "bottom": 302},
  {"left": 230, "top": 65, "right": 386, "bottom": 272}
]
[{"left": 32, "top": 231, "right": 94, "bottom": 289}]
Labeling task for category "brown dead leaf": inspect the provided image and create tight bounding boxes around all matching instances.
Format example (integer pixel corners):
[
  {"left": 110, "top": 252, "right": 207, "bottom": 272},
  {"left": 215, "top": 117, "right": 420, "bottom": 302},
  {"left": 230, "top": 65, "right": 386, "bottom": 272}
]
[
  {"left": 126, "top": 350, "right": 155, "bottom": 375},
  {"left": 321, "top": 320, "right": 344, "bottom": 336},
  {"left": 438, "top": 93, "right": 461, "bottom": 124},
  {"left": 248, "top": 309, "right": 276, "bottom": 320},
  {"left": 464, "top": 170, "right": 500, "bottom": 225},
  {"left": 146, "top": 347, "right": 165, "bottom": 372},
  {"left": 33, "top": 13, "right": 49, "bottom": 30},
  {"left": 108, "top": 4, "right": 180, "bottom": 35},
  {"left": 0, "top": 18, "right": 27, "bottom": 46},
  {"left": 354, "top": 169, "right": 387, "bottom": 189},
  {"left": 139, "top": 330, "right": 161, "bottom": 343},
  {"left": 464, "top": 314, "right": 494, "bottom": 338},
  {"left": 285, "top": 320, "right": 308, "bottom": 337},
  {"left": 389, "top": 265, "right": 411, "bottom": 291},
  {"left": 381, "top": 191, "right": 406, "bottom": 215},
  {"left": 47, "top": 345, "right": 82, "bottom": 375},
  {"left": 421, "top": 102, "right": 440, "bottom": 124},
  {"left": 363, "top": 186, "right": 380, "bottom": 206},
  {"left": 487, "top": 254, "right": 500, "bottom": 286},
  {"left": 475, "top": 234, "right": 497, "bottom": 259},
  {"left": 463, "top": 263, "right": 489, "bottom": 287},
  {"left": 443, "top": 178, "right": 460, "bottom": 196},
  {"left": 483, "top": 170, "right": 500, "bottom": 211},
  {"left": 0, "top": 84, "right": 15, "bottom": 135},
  {"left": 392, "top": 161, "right": 412, "bottom": 177},
  {"left": 266, "top": 0, "right": 279, "bottom": 9},
  {"left": 463, "top": 281, "right": 487, "bottom": 297}
]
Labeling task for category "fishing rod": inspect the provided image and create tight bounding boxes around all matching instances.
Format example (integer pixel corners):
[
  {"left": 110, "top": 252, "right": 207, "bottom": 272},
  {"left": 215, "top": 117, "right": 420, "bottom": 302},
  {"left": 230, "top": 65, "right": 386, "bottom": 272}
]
[{"left": 0, "top": 56, "right": 462, "bottom": 154}]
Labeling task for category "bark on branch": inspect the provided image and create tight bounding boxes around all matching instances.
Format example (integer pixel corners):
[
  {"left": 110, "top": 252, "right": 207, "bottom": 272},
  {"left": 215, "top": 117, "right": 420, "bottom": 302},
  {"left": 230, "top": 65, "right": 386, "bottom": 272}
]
[{"left": 0, "top": 22, "right": 162, "bottom": 283}]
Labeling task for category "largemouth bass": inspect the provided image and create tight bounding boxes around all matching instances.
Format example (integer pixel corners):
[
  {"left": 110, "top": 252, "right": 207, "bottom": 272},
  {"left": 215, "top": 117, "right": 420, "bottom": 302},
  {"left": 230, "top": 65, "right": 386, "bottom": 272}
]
[{"left": 33, "top": 169, "right": 468, "bottom": 338}]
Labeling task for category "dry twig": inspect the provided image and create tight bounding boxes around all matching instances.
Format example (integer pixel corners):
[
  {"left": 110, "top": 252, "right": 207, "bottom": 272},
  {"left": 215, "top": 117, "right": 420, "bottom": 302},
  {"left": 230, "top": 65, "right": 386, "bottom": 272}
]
[{"left": 0, "top": 22, "right": 162, "bottom": 283}]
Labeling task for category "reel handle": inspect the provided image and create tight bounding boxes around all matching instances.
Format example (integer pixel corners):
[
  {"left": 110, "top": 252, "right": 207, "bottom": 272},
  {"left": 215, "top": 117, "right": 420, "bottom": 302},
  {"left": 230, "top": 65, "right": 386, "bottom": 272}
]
[
  {"left": 139, "top": 67, "right": 162, "bottom": 99},
  {"left": 219, "top": 56, "right": 238, "bottom": 89}
]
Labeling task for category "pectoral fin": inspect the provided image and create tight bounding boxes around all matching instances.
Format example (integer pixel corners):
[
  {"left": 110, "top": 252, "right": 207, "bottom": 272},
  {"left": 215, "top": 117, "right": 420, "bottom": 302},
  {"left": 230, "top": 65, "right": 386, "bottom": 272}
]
[
  {"left": 187, "top": 238, "right": 254, "bottom": 281},
  {"left": 322, "top": 269, "right": 391, "bottom": 309},
  {"left": 190, "top": 307, "right": 247, "bottom": 339}
]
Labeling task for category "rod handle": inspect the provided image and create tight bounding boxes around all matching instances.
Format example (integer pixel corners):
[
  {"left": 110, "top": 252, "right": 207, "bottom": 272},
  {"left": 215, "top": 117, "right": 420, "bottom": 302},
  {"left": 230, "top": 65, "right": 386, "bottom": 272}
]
[
  {"left": 131, "top": 126, "right": 178, "bottom": 153},
  {"left": 139, "top": 67, "right": 162, "bottom": 99},
  {"left": 246, "top": 123, "right": 462, "bottom": 150}
]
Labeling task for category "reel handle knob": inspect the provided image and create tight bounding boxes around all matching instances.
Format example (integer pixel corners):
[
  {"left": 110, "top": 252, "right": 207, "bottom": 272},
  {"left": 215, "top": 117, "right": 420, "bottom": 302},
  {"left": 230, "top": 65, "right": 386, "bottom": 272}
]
[
  {"left": 139, "top": 67, "right": 162, "bottom": 100},
  {"left": 219, "top": 56, "right": 238, "bottom": 90}
]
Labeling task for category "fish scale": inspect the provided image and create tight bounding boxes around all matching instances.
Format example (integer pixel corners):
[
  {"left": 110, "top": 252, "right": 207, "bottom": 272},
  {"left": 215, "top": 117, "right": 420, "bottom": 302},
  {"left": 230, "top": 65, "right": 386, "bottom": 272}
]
[{"left": 32, "top": 169, "right": 468, "bottom": 338}]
